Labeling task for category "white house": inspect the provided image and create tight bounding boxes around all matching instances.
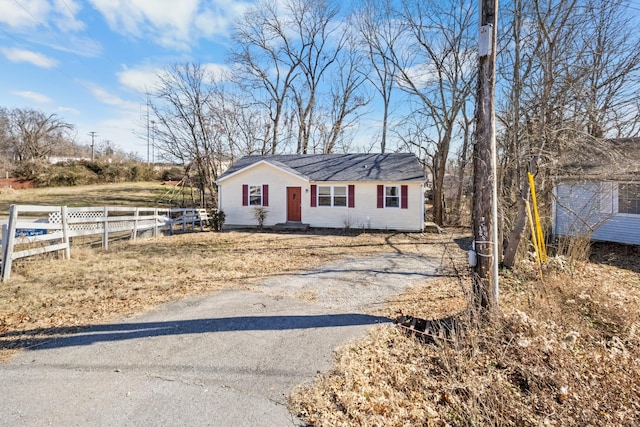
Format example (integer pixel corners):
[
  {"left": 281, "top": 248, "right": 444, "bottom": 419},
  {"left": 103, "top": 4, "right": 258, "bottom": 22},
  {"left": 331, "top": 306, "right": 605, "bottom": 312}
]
[
  {"left": 216, "top": 153, "right": 426, "bottom": 231},
  {"left": 552, "top": 138, "right": 640, "bottom": 245}
]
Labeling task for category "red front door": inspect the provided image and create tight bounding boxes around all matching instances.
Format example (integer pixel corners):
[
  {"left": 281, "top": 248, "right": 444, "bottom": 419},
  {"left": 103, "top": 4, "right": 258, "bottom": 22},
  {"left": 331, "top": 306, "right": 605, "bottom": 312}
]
[{"left": 287, "top": 187, "right": 302, "bottom": 222}]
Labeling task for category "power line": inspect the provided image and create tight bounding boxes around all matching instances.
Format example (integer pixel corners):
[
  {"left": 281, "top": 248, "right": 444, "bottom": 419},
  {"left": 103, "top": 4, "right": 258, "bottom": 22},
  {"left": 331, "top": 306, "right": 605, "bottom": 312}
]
[{"left": 57, "top": 0, "right": 122, "bottom": 70}]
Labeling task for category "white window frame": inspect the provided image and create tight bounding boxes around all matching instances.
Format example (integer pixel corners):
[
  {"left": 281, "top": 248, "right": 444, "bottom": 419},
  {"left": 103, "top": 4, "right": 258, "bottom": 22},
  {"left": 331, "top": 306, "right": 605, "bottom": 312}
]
[
  {"left": 385, "top": 185, "right": 400, "bottom": 208},
  {"left": 618, "top": 183, "right": 640, "bottom": 215},
  {"left": 249, "top": 185, "right": 262, "bottom": 206},
  {"left": 317, "top": 185, "right": 348, "bottom": 207}
]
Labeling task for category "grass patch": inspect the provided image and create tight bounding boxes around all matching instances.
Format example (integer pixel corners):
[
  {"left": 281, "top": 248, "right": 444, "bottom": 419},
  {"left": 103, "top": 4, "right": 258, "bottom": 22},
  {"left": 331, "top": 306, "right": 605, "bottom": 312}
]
[
  {"left": 0, "top": 230, "right": 460, "bottom": 362},
  {"left": 0, "top": 182, "right": 169, "bottom": 215},
  {"left": 290, "top": 249, "right": 640, "bottom": 426}
]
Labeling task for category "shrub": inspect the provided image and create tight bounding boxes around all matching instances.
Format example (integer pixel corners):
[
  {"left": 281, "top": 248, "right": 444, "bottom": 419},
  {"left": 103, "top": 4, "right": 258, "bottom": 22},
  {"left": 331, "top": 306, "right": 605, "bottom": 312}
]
[
  {"left": 210, "top": 209, "right": 226, "bottom": 231},
  {"left": 253, "top": 207, "right": 268, "bottom": 230}
]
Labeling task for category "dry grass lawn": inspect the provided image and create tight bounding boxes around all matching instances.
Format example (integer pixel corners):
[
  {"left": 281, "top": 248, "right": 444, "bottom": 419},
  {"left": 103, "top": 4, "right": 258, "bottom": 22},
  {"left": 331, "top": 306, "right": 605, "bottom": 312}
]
[
  {"left": 2, "top": 185, "right": 639, "bottom": 425},
  {"left": 0, "top": 229, "right": 461, "bottom": 363},
  {"left": 290, "top": 243, "right": 640, "bottom": 426},
  {"left": 0, "top": 182, "right": 169, "bottom": 215}
]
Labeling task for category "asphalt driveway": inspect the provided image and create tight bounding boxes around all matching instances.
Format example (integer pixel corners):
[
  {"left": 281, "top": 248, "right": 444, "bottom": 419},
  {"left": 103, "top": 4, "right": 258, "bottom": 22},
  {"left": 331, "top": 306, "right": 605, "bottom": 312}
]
[{"left": 0, "top": 252, "right": 440, "bottom": 426}]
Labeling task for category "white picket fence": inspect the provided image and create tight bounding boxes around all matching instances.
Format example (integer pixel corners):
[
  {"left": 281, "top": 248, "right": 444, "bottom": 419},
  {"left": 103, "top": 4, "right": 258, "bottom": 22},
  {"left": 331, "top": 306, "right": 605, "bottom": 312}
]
[{"left": 0, "top": 205, "right": 210, "bottom": 281}]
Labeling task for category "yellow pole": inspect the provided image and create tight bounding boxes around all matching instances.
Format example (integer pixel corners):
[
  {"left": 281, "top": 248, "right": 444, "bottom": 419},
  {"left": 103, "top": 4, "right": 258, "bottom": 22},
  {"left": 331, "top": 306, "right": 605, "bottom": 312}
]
[
  {"left": 528, "top": 172, "right": 548, "bottom": 262},
  {"left": 526, "top": 200, "right": 544, "bottom": 281}
]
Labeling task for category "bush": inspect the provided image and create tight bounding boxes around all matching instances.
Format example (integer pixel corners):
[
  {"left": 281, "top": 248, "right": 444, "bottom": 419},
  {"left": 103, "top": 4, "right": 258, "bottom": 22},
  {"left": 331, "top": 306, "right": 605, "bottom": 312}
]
[
  {"left": 253, "top": 207, "right": 268, "bottom": 230},
  {"left": 161, "top": 167, "right": 185, "bottom": 182},
  {"left": 210, "top": 209, "right": 225, "bottom": 231},
  {"left": 34, "top": 164, "right": 99, "bottom": 187}
]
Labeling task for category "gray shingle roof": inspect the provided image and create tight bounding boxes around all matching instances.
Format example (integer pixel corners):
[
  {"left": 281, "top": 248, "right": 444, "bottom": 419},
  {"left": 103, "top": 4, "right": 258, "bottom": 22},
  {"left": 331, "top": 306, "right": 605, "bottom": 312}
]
[
  {"left": 218, "top": 153, "right": 425, "bottom": 182},
  {"left": 557, "top": 137, "right": 640, "bottom": 181}
]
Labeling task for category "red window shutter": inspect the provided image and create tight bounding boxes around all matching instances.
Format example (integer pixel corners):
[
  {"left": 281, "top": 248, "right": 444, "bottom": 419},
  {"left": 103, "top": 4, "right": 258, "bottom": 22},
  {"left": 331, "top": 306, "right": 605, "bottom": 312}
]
[
  {"left": 242, "top": 184, "right": 248, "bottom": 206},
  {"left": 377, "top": 185, "right": 384, "bottom": 208},
  {"left": 310, "top": 185, "right": 317, "bottom": 207},
  {"left": 401, "top": 185, "right": 408, "bottom": 209},
  {"left": 262, "top": 184, "right": 269, "bottom": 207},
  {"left": 348, "top": 185, "right": 355, "bottom": 208}
]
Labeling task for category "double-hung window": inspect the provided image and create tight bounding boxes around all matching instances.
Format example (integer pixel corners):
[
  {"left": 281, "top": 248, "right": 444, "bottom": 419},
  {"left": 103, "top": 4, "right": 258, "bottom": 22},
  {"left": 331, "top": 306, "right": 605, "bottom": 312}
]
[
  {"left": 249, "top": 185, "right": 262, "bottom": 206},
  {"left": 318, "top": 185, "right": 347, "bottom": 207},
  {"left": 242, "top": 184, "right": 269, "bottom": 207},
  {"left": 377, "top": 184, "right": 408, "bottom": 209},
  {"left": 385, "top": 186, "right": 400, "bottom": 208},
  {"left": 619, "top": 183, "right": 640, "bottom": 215}
]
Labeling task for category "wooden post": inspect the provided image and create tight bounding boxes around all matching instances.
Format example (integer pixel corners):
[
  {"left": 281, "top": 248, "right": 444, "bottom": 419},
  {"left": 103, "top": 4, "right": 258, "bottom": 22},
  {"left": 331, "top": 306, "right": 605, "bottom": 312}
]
[
  {"left": 102, "top": 207, "right": 109, "bottom": 250},
  {"left": 2, "top": 205, "right": 18, "bottom": 282},
  {"left": 153, "top": 208, "right": 158, "bottom": 238},
  {"left": 1, "top": 224, "right": 8, "bottom": 280},
  {"left": 1, "top": 224, "right": 6, "bottom": 264},
  {"left": 472, "top": 0, "right": 499, "bottom": 310},
  {"left": 132, "top": 208, "right": 139, "bottom": 241},
  {"left": 182, "top": 209, "right": 187, "bottom": 233},
  {"left": 61, "top": 206, "right": 71, "bottom": 260}
]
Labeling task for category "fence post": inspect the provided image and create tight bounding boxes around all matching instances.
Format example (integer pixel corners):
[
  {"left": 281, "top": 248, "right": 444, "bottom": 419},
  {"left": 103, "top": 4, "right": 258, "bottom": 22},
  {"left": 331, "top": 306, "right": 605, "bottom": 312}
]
[
  {"left": 132, "top": 207, "right": 139, "bottom": 241},
  {"left": 102, "top": 206, "right": 109, "bottom": 250},
  {"left": 61, "top": 206, "right": 71, "bottom": 259},
  {"left": 2, "top": 204, "right": 18, "bottom": 282},
  {"left": 153, "top": 208, "right": 158, "bottom": 238},
  {"left": 1, "top": 224, "right": 7, "bottom": 276}
]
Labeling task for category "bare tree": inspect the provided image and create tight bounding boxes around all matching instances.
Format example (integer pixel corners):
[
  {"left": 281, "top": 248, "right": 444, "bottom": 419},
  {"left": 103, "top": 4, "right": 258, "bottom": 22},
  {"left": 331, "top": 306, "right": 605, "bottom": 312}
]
[
  {"left": 209, "top": 84, "right": 275, "bottom": 159},
  {"left": 149, "top": 63, "right": 223, "bottom": 207},
  {"left": 286, "top": 0, "right": 344, "bottom": 154},
  {"left": 498, "top": 0, "right": 640, "bottom": 268},
  {"left": 572, "top": 0, "right": 640, "bottom": 138},
  {"left": 389, "top": 0, "right": 476, "bottom": 226},
  {"left": 231, "top": 0, "right": 301, "bottom": 154},
  {"left": 1, "top": 108, "right": 74, "bottom": 179},
  {"left": 353, "top": 0, "right": 401, "bottom": 153},
  {"left": 321, "top": 32, "right": 370, "bottom": 153}
]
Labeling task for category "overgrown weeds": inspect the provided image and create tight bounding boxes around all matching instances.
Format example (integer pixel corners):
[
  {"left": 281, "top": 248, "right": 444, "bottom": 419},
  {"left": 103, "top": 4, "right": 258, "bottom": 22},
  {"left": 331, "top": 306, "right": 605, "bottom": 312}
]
[{"left": 290, "top": 249, "right": 640, "bottom": 426}]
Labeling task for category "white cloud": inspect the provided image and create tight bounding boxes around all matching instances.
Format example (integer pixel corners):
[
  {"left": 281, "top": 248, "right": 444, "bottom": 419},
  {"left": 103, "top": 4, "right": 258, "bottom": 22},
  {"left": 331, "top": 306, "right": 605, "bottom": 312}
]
[
  {"left": 0, "top": 0, "right": 51, "bottom": 29},
  {"left": 0, "top": 0, "right": 84, "bottom": 32},
  {"left": 117, "top": 63, "right": 231, "bottom": 94},
  {"left": 117, "top": 65, "right": 163, "bottom": 94},
  {"left": 57, "top": 106, "right": 81, "bottom": 115},
  {"left": 42, "top": 35, "right": 103, "bottom": 58},
  {"left": 88, "top": 0, "right": 250, "bottom": 50},
  {"left": 202, "top": 62, "right": 231, "bottom": 81},
  {"left": 398, "top": 63, "right": 439, "bottom": 89},
  {"left": 52, "top": 0, "right": 85, "bottom": 32},
  {"left": 11, "top": 90, "right": 52, "bottom": 104},
  {"left": 0, "top": 47, "right": 59, "bottom": 68},
  {"left": 0, "top": 1, "right": 99, "bottom": 57},
  {"left": 82, "top": 81, "right": 139, "bottom": 112}
]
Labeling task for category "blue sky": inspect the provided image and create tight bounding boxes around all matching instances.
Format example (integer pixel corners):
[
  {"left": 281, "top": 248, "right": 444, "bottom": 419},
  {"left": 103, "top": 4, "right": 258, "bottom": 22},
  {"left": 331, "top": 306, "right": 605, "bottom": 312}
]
[{"left": 0, "top": 0, "right": 247, "bottom": 157}]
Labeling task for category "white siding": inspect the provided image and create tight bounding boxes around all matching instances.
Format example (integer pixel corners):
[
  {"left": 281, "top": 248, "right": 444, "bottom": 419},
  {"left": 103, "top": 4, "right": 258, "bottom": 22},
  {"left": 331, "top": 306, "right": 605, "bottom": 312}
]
[
  {"left": 218, "top": 163, "right": 307, "bottom": 227},
  {"left": 218, "top": 163, "right": 424, "bottom": 231},
  {"left": 554, "top": 181, "right": 640, "bottom": 245},
  {"left": 304, "top": 182, "right": 424, "bottom": 231}
]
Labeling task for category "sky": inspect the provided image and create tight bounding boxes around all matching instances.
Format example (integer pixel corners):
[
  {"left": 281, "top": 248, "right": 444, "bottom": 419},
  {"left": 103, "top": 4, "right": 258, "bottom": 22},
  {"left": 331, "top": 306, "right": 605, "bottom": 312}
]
[
  {"left": 0, "top": 0, "right": 250, "bottom": 157},
  {"left": 2, "top": 0, "right": 640, "bottom": 160}
]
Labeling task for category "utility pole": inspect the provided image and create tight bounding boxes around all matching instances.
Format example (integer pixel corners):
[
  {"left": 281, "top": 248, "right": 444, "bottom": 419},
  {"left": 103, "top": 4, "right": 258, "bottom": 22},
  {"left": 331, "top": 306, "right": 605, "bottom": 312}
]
[
  {"left": 151, "top": 120, "right": 156, "bottom": 164},
  {"left": 472, "top": 0, "right": 499, "bottom": 310},
  {"left": 88, "top": 131, "right": 98, "bottom": 162}
]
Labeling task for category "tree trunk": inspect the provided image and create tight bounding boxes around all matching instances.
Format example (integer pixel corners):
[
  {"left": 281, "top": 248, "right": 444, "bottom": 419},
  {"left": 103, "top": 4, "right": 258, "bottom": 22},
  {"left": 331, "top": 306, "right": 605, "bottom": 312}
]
[{"left": 502, "top": 193, "right": 528, "bottom": 268}]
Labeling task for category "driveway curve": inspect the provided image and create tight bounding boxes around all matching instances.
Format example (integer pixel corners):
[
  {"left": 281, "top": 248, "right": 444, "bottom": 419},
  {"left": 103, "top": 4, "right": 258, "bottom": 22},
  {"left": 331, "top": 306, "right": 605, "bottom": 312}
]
[{"left": 0, "top": 252, "right": 440, "bottom": 426}]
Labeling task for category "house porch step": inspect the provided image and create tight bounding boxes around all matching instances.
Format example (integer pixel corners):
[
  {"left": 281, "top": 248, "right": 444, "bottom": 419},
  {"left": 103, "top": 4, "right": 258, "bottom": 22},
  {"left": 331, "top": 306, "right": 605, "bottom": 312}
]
[{"left": 273, "top": 222, "right": 310, "bottom": 231}]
